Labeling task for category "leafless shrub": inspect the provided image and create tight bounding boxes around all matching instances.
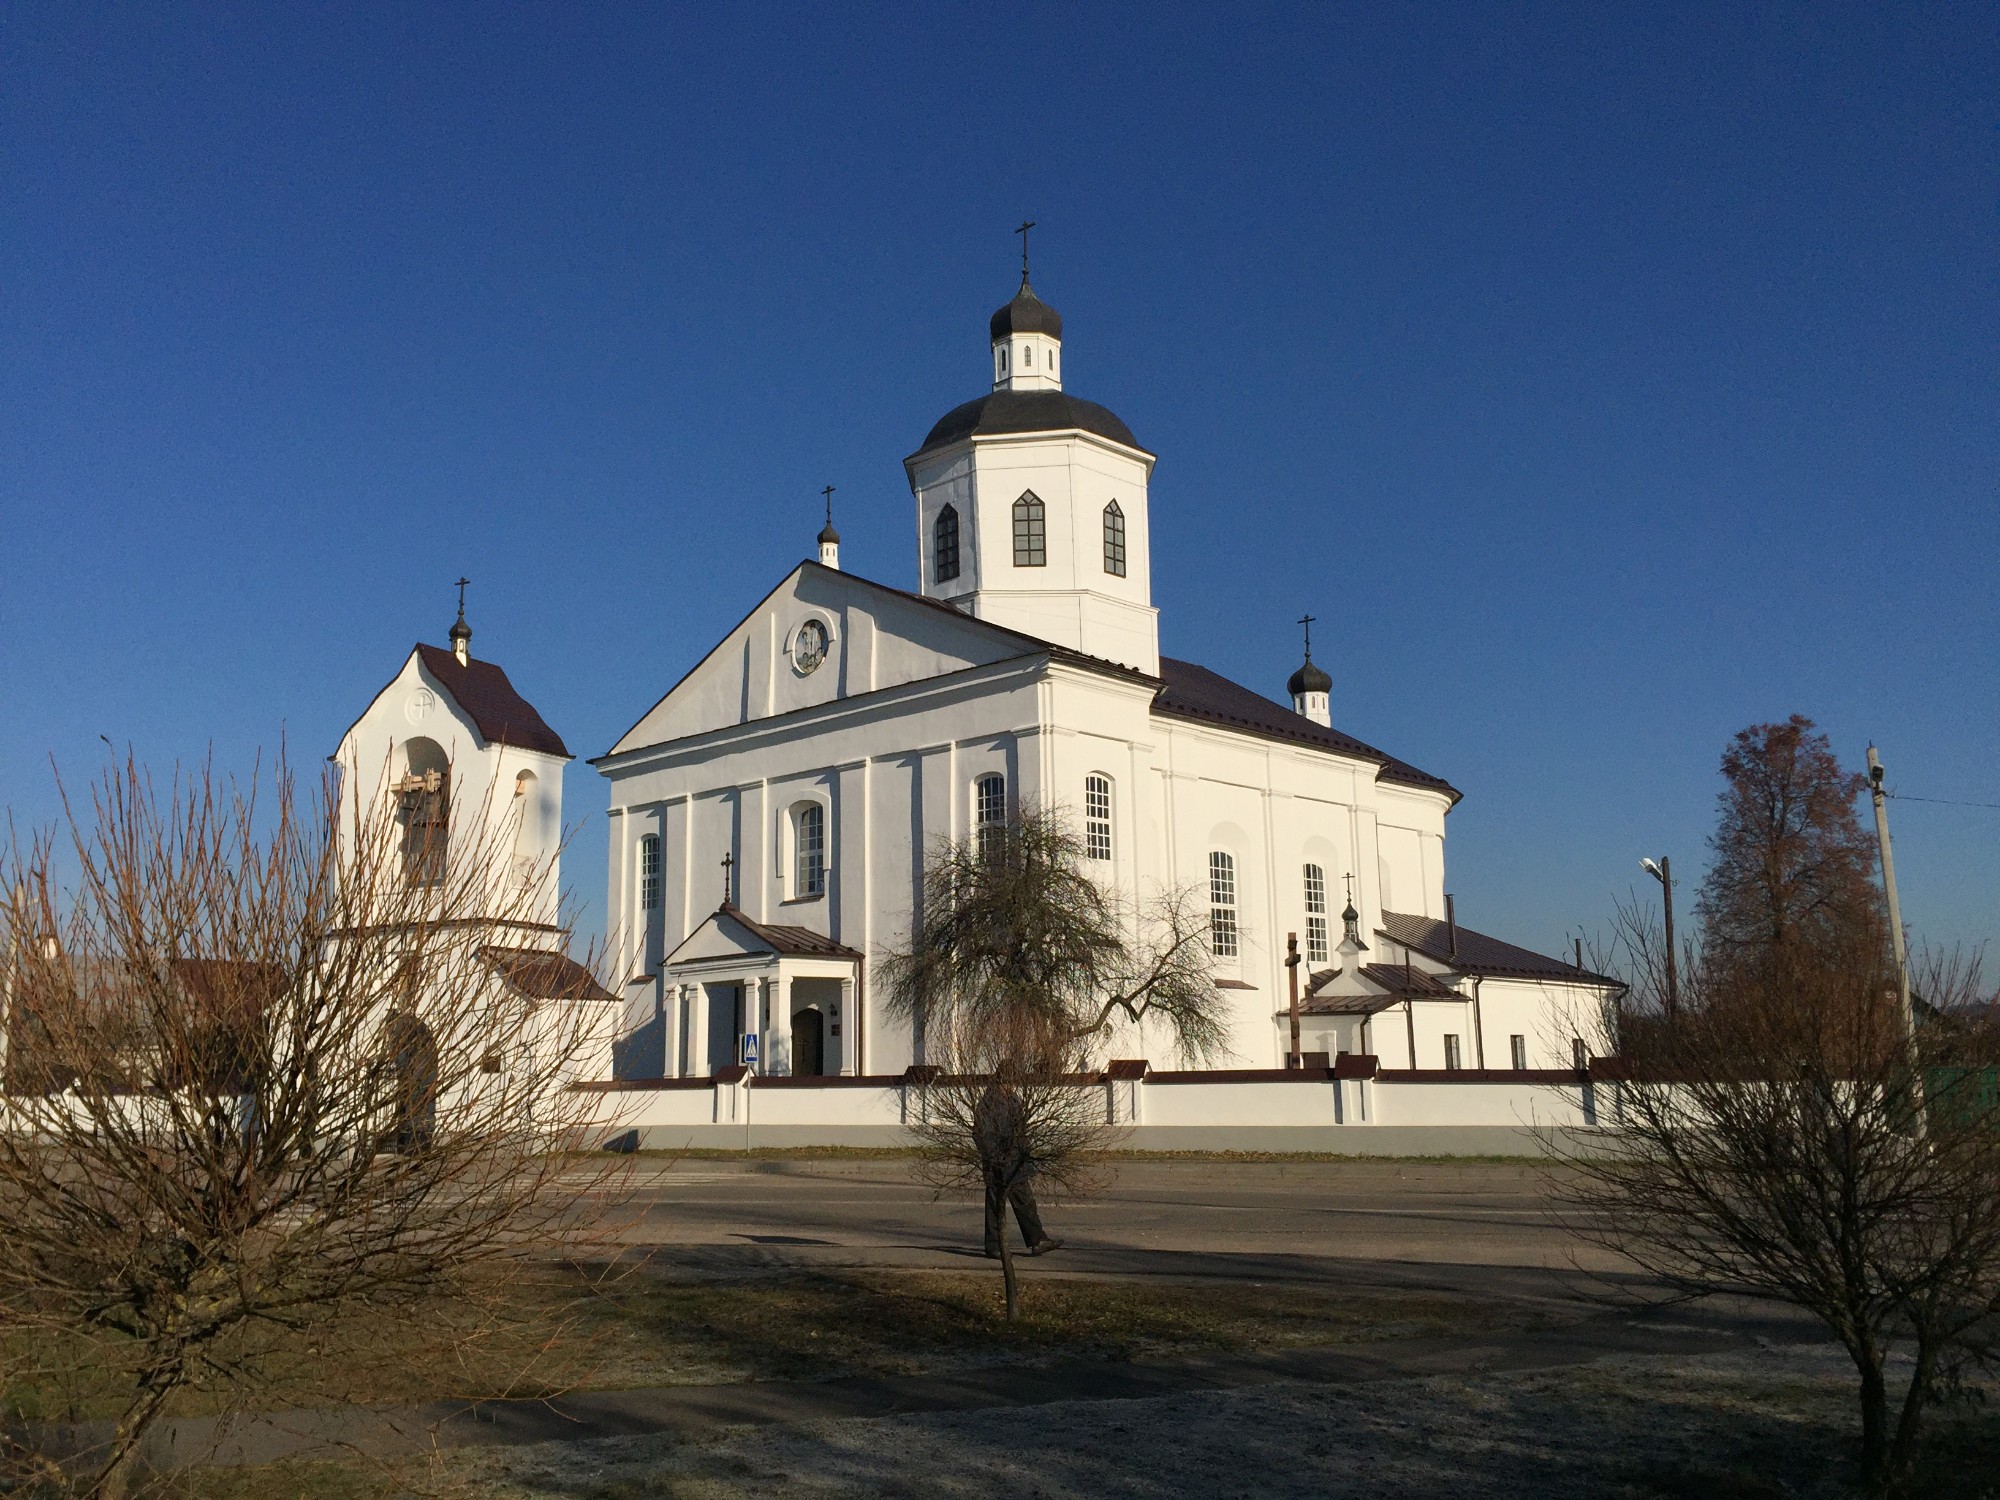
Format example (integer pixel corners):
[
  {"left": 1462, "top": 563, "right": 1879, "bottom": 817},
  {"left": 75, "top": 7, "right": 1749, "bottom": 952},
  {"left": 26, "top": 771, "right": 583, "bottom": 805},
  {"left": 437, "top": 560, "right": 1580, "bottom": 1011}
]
[
  {"left": 1549, "top": 926, "right": 2000, "bottom": 1492},
  {"left": 0, "top": 752, "right": 626, "bottom": 1497}
]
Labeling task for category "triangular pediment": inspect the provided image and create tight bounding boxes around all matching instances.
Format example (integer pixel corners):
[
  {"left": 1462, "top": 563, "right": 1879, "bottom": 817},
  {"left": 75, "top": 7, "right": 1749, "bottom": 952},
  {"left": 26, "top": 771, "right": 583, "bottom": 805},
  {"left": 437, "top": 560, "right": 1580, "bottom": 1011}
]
[
  {"left": 604, "top": 563, "right": 1049, "bottom": 758},
  {"left": 662, "top": 908, "right": 781, "bottom": 967}
]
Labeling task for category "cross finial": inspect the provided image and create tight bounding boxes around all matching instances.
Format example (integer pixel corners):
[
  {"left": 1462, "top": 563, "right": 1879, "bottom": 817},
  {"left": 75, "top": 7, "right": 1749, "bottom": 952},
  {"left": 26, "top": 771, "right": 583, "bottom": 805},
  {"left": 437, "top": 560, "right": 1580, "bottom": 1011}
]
[
  {"left": 1298, "top": 613, "right": 1316, "bottom": 661},
  {"left": 720, "top": 852, "right": 734, "bottom": 907},
  {"left": 455, "top": 577, "right": 470, "bottom": 621},
  {"left": 821, "top": 484, "right": 835, "bottom": 526},
  {"left": 1015, "top": 219, "right": 1036, "bottom": 284},
  {"left": 1344, "top": 871, "right": 1355, "bottom": 902}
]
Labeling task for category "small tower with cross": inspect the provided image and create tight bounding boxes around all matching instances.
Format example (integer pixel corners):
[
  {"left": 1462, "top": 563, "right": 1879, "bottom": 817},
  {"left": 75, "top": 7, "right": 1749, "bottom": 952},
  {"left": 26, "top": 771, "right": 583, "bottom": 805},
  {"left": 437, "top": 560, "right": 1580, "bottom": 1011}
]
[
  {"left": 989, "top": 220, "right": 1064, "bottom": 393},
  {"left": 817, "top": 486, "right": 840, "bottom": 571},
  {"left": 1287, "top": 614, "right": 1333, "bottom": 727}
]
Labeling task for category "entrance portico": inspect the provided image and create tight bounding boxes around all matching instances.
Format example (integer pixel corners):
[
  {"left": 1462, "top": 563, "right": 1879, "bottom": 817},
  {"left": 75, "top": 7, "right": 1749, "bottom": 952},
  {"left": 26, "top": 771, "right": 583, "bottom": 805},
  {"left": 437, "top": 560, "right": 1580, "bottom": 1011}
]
[{"left": 658, "top": 904, "right": 863, "bottom": 1078}]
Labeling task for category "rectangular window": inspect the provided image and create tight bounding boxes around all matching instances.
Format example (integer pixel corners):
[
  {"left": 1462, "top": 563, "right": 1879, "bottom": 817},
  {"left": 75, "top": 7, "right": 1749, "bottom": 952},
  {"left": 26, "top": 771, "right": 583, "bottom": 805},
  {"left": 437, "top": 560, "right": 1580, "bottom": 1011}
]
[
  {"left": 1510, "top": 1034, "right": 1527, "bottom": 1072},
  {"left": 1303, "top": 863, "right": 1328, "bottom": 965},
  {"left": 1208, "top": 851, "right": 1238, "bottom": 958},
  {"left": 1444, "top": 1034, "right": 1462, "bottom": 1071},
  {"left": 1572, "top": 1037, "right": 1589, "bottom": 1072},
  {"left": 399, "top": 771, "right": 448, "bottom": 888},
  {"left": 1085, "top": 775, "right": 1112, "bottom": 861},
  {"left": 795, "top": 804, "right": 826, "bottom": 898},
  {"left": 638, "top": 833, "right": 662, "bottom": 910}
]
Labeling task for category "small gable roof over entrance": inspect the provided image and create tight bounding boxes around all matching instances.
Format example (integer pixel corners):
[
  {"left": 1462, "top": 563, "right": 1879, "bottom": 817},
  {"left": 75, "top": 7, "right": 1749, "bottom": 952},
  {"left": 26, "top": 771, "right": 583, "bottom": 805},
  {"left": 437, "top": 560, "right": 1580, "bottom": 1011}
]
[
  {"left": 663, "top": 904, "right": 864, "bottom": 969},
  {"left": 411, "top": 645, "right": 570, "bottom": 758}
]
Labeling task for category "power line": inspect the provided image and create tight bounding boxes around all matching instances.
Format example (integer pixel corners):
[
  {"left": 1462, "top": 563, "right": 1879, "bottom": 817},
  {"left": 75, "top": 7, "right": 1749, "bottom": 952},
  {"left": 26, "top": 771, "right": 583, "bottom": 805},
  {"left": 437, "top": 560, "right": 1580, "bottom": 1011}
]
[{"left": 1886, "top": 792, "right": 2000, "bottom": 812}]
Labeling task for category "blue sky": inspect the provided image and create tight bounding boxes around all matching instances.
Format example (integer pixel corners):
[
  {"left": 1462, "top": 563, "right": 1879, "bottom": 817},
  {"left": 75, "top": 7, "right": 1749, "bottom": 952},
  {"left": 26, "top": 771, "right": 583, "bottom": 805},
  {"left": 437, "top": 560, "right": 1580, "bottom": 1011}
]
[{"left": 4, "top": 4, "right": 1995, "bottom": 964}]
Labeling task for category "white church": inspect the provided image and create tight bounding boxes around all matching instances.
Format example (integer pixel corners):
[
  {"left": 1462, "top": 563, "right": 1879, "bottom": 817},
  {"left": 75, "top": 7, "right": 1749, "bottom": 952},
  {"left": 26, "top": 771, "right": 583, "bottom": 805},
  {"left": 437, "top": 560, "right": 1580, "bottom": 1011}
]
[{"left": 338, "top": 264, "right": 1623, "bottom": 1150}]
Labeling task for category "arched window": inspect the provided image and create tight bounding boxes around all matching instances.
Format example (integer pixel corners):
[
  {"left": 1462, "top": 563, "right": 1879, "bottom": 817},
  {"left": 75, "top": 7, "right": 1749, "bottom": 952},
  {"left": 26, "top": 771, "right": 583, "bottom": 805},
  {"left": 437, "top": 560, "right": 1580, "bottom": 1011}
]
[
  {"left": 1208, "top": 851, "right": 1238, "bottom": 958},
  {"left": 1024, "top": 345, "right": 1033, "bottom": 367},
  {"left": 512, "top": 770, "right": 541, "bottom": 887},
  {"left": 1012, "top": 493, "right": 1045, "bottom": 567},
  {"left": 999, "top": 347, "right": 1007, "bottom": 371},
  {"left": 638, "top": 833, "right": 662, "bottom": 911},
  {"left": 1102, "top": 500, "right": 1126, "bottom": 577},
  {"left": 935, "top": 504, "right": 961, "bottom": 583},
  {"left": 397, "top": 737, "right": 449, "bottom": 888},
  {"left": 1084, "top": 775, "right": 1113, "bottom": 861},
  {"left": 794, "top": 802, "right": 826, "bottom": 898},
  {"left": 1303, "top": 863, "right": 1328, "bottom": 964},
  {"left": 975, "top": 773, "right": 1007, "bottom": 862}
]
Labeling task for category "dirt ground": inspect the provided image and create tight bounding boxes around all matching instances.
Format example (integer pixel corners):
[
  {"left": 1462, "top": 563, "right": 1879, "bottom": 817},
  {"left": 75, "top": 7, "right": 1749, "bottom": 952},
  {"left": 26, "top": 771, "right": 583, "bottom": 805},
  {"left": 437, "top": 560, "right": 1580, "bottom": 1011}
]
[
  {"left": 452, "top": 1342, "right": 2000, "bottom": 1500},
  {"left": 176, "top": 1340, "right": 1979, "bottom": 1500}
]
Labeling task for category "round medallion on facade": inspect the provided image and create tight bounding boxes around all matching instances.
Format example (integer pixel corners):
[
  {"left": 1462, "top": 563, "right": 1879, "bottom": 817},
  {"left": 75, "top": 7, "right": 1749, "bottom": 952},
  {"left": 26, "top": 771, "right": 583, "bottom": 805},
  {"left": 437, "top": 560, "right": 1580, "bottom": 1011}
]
[
  {"left": 792, "top": 619, "right": 830, "bottom": 675},
  {"left": 405, "top": 688, "right": 436, "bottom": 725}
]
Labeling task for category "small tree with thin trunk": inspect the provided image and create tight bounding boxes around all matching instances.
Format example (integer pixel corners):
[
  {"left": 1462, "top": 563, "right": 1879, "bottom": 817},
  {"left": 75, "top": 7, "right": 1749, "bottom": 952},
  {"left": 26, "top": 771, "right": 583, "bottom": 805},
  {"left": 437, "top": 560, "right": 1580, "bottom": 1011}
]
[
  {"left": 880, "top": 805, "right": 1227, "bottom": 1316},
  {"left": 0, "top": 754, "right": 623, "bottom": 1497},
  {"left": 907, "top": 1007, "right": 1107, "bottom": 1321}
]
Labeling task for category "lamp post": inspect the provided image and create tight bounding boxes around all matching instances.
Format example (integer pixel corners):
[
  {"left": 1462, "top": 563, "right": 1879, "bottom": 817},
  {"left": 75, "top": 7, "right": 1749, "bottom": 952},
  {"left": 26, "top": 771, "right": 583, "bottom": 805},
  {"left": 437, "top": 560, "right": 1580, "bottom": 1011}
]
[{"left": 1640, "top": 856, "right": 1679, "bottom": 1021}]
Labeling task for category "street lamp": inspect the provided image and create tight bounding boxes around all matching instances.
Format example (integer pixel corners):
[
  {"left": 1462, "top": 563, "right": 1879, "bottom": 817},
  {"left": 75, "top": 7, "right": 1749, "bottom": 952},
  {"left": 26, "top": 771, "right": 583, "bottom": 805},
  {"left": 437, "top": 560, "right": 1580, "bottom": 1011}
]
[{"left": 1640, "top": 856, "right": 1679, "bottom": 1020}]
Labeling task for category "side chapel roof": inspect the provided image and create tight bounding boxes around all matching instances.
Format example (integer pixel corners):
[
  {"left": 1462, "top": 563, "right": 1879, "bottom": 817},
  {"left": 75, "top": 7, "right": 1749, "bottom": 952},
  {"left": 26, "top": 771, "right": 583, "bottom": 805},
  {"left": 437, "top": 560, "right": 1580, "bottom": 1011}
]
[
  {"left": 1379, "top": 911, "right": 1621, "bottom": 987},
  {"left": 480, "top": 946, "right": 616, "bottom": 1003}
]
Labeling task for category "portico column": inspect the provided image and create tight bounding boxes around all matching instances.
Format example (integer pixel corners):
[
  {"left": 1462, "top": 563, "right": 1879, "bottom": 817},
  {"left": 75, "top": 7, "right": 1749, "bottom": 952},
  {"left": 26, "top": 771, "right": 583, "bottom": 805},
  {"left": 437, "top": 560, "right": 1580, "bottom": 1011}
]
[
  {"left": 837, "top": 977, "right": 856, "bottom": 1076},
  {"left": 756, "top": 976, "right": 775, "bottom": 1073},
  {"left": 688, "top": 983, "right": 711, "bottom": 1077}
]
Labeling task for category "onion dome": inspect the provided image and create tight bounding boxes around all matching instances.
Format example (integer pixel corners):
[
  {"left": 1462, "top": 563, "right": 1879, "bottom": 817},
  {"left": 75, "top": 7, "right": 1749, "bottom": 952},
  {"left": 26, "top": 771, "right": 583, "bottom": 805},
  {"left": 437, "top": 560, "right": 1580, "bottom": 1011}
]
[
  {"left": 989, "top": 278, "right": 1063, "bottom": 342},
  {"left": 818, "top": 520, "right": 841, "bottom": 545},
  {"left": 1287, "top": 656, "right": 1332, "bottom": 698}
]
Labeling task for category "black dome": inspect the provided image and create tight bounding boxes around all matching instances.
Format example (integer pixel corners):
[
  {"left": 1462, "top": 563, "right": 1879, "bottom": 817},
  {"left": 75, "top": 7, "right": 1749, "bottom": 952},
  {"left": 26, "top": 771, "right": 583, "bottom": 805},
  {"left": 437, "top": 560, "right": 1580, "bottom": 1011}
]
[
  {"left": 910, "top": 389, "right": 1146, "bottom": 461},
  {"left": 1287, "top": 658, "right": 1332, "bottom": 697},
  {"left": 989, "top": 280, "right": 1063, "bottom": 342},
  {"left": 818, "top": 521, "right": 841, "bottom": 544}
]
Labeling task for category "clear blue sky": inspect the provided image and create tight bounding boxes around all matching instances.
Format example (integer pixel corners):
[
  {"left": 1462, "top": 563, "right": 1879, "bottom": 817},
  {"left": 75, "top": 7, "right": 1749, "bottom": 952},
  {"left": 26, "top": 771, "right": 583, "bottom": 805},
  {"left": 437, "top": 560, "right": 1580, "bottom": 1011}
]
[{"left": 4, "top": 4, "right": 1995, "bottom": 965}]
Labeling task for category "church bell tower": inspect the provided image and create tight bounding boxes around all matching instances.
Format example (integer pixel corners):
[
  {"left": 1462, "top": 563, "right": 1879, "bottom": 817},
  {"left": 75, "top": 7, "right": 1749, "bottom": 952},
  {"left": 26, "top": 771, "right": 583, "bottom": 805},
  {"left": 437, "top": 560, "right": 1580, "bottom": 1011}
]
[{"left": 903, "top": 244, "right": 1161, "bottom": 676}]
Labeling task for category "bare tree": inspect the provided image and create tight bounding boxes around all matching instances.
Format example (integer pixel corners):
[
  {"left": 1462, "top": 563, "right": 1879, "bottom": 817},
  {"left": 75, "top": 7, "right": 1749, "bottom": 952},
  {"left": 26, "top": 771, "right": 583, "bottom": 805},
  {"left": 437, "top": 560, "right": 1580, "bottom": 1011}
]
[
  {"left": 1697, "top": 715, "right": 1884, "bottom": 969},
  {"left": 0, "top": 753, "right": 623, "bottom": 1497},
  {"left": 880, "top": 806, "right": 1226, "bottom": 1314},
  {"left": 1552, "top": 904, "right": 2000, "bottom": 1490},
  {"left": 908, "top": 1007, "right": 1110, "bottom": 1321},
  {"left": 881, "top": 804, "right": 1228, "bottom": 1063}
]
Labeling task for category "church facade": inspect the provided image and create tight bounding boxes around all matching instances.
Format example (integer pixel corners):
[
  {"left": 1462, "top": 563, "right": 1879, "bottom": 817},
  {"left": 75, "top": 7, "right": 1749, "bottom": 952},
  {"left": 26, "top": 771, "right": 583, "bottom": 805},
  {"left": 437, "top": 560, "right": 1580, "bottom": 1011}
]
[{"left": 590, "top": 273, "right": 1622, "bottom": 1089}]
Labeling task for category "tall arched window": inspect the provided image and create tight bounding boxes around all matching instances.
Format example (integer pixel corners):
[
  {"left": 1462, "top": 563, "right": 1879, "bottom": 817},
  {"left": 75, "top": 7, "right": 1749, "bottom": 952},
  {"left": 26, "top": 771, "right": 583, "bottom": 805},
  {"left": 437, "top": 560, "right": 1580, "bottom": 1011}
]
[
  {"left": 935, "top": 504, "right": 961, "bottom": 583},
  {"left": 1303, "top": 863, "right": 1328, "bottom": 965},
  {"left": 1102, "top": 500, "right": 1126, "bottom": 577},
  {"left": 794, "top": 802, "right": 826, "bottom": 898},
  {"left": 397, "top": 737, "right": 449, "bottom": 888},
  {"left": 1012, "top": 493, "right": 1046, "bottom": 567},
  {"left": 1208, "top": 851, "right": 1238, "bottom": 958},
  {"left": 975, "top": 773, "right": 1007, "bottom": 862},
  {"left": 638, "top": 833, "right": 662, "bottom": 911},
  {"left": 1084, "top": 775, "right": 1113, "bottom": 861}
]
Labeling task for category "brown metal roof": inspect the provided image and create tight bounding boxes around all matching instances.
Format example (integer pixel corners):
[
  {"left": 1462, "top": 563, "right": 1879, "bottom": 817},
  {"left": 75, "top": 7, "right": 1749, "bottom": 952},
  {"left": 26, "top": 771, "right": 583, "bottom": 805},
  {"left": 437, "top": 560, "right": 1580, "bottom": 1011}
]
[
  {"left": 1379, "top": 911, "right": 1622, "bottom": 986},
  {"left": 1358, "top": 962, "right": 1464, "bottom": 999},
  {"left": 1152, "top": 659, "right": 1457, "bottom": 800},
  {"left": 480, "top": 946, "right": 616, "bottom": 1003},
  {"left": 1297, "top": 993, "right": 1405, "bottom": 1016},
  {"left": 413, "top": 645, "right": 570, "bottom": 758},
  {"left": 720, "top": 905, "right": 864, "bottom": 961}
]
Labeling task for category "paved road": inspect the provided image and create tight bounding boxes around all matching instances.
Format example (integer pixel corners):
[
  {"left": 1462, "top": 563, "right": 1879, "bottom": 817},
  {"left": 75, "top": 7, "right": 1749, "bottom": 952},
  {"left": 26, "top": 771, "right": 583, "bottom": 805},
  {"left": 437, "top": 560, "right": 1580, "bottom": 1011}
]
[{"left": 586, "top": 1156, "right": 1633, "bottom": 1308}]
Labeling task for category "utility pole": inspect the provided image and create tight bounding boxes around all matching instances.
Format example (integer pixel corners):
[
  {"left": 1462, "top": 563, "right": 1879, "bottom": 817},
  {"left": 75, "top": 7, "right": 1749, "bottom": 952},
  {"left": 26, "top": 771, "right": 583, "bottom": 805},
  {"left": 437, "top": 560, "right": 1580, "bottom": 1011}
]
[
  {"left": 1285, "top": 932, "right": 1302, "bottom": 1068},
  {"left": 1641, "top": 856, "right": 1679, "bottom": 1020},
  {"left": 1867, "top": 745, "right": 1916, "bottom": 1045}
]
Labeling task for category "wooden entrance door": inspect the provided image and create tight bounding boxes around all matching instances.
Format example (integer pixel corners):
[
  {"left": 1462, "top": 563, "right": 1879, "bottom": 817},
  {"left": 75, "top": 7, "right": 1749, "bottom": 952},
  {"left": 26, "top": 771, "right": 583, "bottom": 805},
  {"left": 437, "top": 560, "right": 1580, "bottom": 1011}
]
[{"left": 791, "top": 1007, "right": 824, "bottom": 1077}]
